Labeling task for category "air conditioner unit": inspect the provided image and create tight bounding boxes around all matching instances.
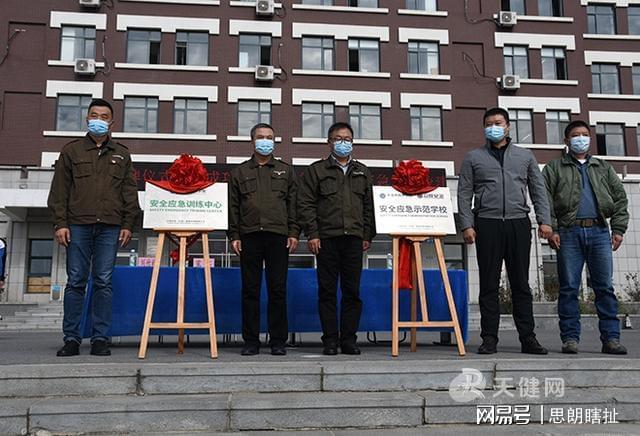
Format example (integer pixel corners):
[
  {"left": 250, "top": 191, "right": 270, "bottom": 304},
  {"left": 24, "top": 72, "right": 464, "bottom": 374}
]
[
  {"left": 79, "top": 0, "right": 101, "bottom": 8},
  {"left": 255, "top": 65, "right": 275, "bottom": 81},
  {"left": 256, "top": 0, "right": 275, "bottom": 16},
  {"left": 498, "top": 11, "right": 517, "bottom": 27},
  {"left": 501, "top": 74, "right": 521, "bottom": 90},
  {"left": 75, "top": 58, "right": 96, "bottom": 76}
]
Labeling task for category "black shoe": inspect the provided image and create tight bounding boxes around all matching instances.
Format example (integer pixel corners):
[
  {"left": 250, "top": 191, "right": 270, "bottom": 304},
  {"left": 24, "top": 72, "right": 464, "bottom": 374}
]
[
  {"left": 90, "top": 340, "right": 111, "bottom": 356},
  {"left": 341, "top": 344, "right": 361, "bottom": 355},
  {"left": 323, "top": 344, "right": 338, "bottom": 355},
  {"left": 57, "top": 341, "right": 80, "bottom": 357},
  {"left": 477, "top": 337, "right": 498, "bottom": 354},
  {"left": 271, "top": 345, "right": 287, "bottom": 356},
  {"left": 241, "top": 345, "right": 260, "bottom": 356},
  {"left": 521, "top": 337, "right": 548, "bottom": 355},
  {"left": 602, "top": 339, "right": 627, "bottom": 355}
]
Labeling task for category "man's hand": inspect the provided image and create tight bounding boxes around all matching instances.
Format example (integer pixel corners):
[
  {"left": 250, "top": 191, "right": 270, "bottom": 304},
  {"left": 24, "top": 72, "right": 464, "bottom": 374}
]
[
  {"left": 0, "top": 280, "right": 4, "bottom": 289},
  {"left": 55, "top": 228, "right": 71, "bottom": 247},
  {"left": 308, "top": 238, "right": 321, "bottom": 255},
  {"left": 119, "top": 229, "right": 132, "bottom": 248},
  {"left": 231, "top": 240, "right": 242, "bottom": 256},
  {"left": 549, "top": 233, "right": 561, "bottom": 250},
  {"left": 612, "top": 233, "right": 624, "bottom": 251},
  {"left": 287, "top": 237, "right": 298, "bottom": 254},
  {"left": 363, "top": 240, "right": 371, "bottom": 251},
  {"left": 538, "top": 224, "right": 553, "bottom": 240},
  {"left": 463, "top": 228, "right": 476, "bottom": 245}
]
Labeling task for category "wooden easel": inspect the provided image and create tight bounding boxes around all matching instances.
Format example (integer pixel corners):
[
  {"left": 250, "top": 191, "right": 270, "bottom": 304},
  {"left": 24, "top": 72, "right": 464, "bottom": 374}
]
[
  {"left": 391, "top": 234, "right": 466, "bottom": 357},
  {"left": 138, "top": 228, "right": 218, "bottom": 359}
]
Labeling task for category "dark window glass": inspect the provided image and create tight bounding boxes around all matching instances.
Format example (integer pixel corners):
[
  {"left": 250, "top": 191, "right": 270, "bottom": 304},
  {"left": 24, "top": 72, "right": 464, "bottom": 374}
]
[
  {"left": 56, "top": 95, "right": 92, "bottom": 131},
  {"left": 348, "top": 39, "right": 380, "bottom": 72},
  {"left": 538, "top": 0, "right": 563, "bottom": 16},
  {"left": 596, "top": 123, "right": 625, "bottom": 156},
  {"left": 408, "top": 41, "right": 439, "bottom": 74},
  {"left": 176, "top": 31, "right": 208, "bottom": 66},
  {"left": 410, "top": 106, "right": 442, "bottom": 141},
  {"left": 28, "top": 239, "right": 53, "bottom": 277},
  {"left": 509, "top": 109, "right": 533, "bottom": 143},
  {"left": 349, "top": 104, "right": 381, "bottom": 139},
  {"left": 302, "top": 37, "right": 334, "bottom": 70},
  {"left": 302, "top": 103, "right": 335, "bottom": 138},
  {"left": 238, "top": 100, "right": 271, "bottom": 135},
  {"left": 127, "top": 29, "right": 161, "bottom": 64},
  {"left": 504, "top": 45, "right": 529, "bottom": 78},
  {"left": 239, "top": 34, "right": 271, "bottom": 67},
  {"left": 174, "top": 98, "right": 207, "bottom": 135},
  {"left": 541, "top": 47, "right": 567, "bottom": 80},
  {"left": 587, "top": 5, "right": 616, "bottom": 34},
  {"left": 591, "top": 63, "right": 620, "bottom": 94},
  {"left": 545, "top": 110, "right": 570, "bottom": 144},
  {"left": 124, "top": 97, "right": 159, "bottom": 133}
]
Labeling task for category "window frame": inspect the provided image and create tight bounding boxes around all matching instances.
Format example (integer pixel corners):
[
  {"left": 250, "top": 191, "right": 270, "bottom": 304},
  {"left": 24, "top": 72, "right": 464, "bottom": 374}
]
[
  {"left": 56, "top": 94, "right": 92, "bottom": 131},
  {"left": 508, "top": 109, "right": 534, "bottom": 144},
  {"left": 630, "top": 6, "right": 640, "bottom": 35},
  {"left": 238, "top": 33, "right": 272, "bottom": 68},
  {"left": 407, "top": 40, "right": 439, "bottom": 75},
  {"left": 405, "top": 0, "right": 437, "bottom": 11},
  {"left": 123, "top": 96, "right": 159, "bottom": 133},
  {"left": 538, "top": 0, "right": 563, "bottom": 17},
  {"left": 348, "top": 38, "right": 380, "bottom": 73},
  {"left": 301, "top": 102, "right": 335, "bottom": 138},
  {"left": 175, "top": 31, "right": 209, "bottom": 66},
  {"left": 301, "top": 36, "right": 335, "bottom": 71},
  {"left": 237, "top": 100, "right": 272, "bottom": 136},
  {"left": 596, "top": 123, "right": 626, "bottom": 156},
  {"left": 501, "top": 0, "right": 525, "bottom": 14},
  {"left": 541, "top": 47, "right": 567, "bottom": 80},
  {"left": 503, "top": 45, "right": 529, "bottom": 78},
  {"left": 60, "top": 25, "right": 96, "bottom": 61},
  {"left": 349, "top": 103, "right": 382, "bottom": 139},
  {"left": 28, "top": 239, "right": 54, "bottom": 278},
  {"left": 409, "top": 106, "right": 442, "bottom": 141},
  {"left": 587, "top": 4, "right": 616, "bottom": 34},
  {"left": 591, "top": 63, "right": 620, "bottom": 94},
  {"left": 545, "top": 110, "right": 570, "bottom": 145},
  {"left": 126, "top": 28, "right": 162, "bottom": 64},
  {"left": 173, "top": 98, "right": 208, "bottom": 135}
]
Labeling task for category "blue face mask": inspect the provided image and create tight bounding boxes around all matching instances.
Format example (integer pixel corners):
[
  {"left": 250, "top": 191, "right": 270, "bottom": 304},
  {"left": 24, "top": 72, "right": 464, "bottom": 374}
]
[
  {"left": 87, "top": 119, "right": 110, "bottom": 136},
  {"left": 255, "top": 138, "right": 275, "bottom": 156},
  {"left": 484, "top": 125, "right": 506, "bottom": 143},
  {"left": 333, "top": 140, "right": 353, "bottom": 158},
  {"left": 569, "top": 135, "right": 590, "bottom": 154}
]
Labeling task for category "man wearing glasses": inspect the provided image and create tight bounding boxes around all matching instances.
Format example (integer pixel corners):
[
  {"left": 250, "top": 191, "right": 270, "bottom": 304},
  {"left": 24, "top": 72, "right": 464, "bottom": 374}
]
[{"left": 298, "top": 122, "right": 376, "bottom": 355}]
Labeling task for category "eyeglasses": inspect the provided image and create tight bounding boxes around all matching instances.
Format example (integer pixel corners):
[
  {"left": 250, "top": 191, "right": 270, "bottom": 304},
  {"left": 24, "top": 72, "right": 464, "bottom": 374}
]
[{"left": 330, "top": 136, "right": 353, "bottom": 143}]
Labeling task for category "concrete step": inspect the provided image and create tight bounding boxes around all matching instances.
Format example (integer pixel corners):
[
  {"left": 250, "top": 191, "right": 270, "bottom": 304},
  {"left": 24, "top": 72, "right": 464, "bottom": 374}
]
[{"left": 2, "top": 388, "right": 638, "bottom": 435}]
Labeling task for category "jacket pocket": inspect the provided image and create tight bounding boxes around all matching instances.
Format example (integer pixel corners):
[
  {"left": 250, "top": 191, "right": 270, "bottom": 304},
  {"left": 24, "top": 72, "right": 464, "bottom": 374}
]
[
  {"left": 240, "top": 176, "right": 257, "bottom": 194},
  {"left": 350, "top": 173, "right": 367, "bottom": 195},
  {"left": 72, "top": 159, "right": 92, "bottom": 178},
  {"left": 271, "top": 176, "right": 287, "bottom": 194},
  {"left": 319, "top": 176, "right": 337, "bottom": 196},
  {"left": 108, "top": 161, "right": 125, "bottom": 180}
]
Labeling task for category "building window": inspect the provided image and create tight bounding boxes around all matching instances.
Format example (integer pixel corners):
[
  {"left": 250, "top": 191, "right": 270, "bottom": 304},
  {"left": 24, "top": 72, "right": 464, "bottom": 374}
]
[
  {"left": 174, "top": 99, "right": 207, "bottom": 135},
  {"left": 545, "top": 111, "right": 570, "bottom": 145},
  {"left": 596, "top": 124, "right": 625, "bottom": 156},
  {"left": 501, "top": 0, "right": 525, "bottom": 14},
  {"left": 508, "top": 109, "right": 533, "bottom": 144},
  {"left": 630, "top": 6, "right": 640, "bottom": 35},
  {"left": 503, "top": 45, "right": 529, "bottom": 78},
  {"left": 587, "top": 5, "right": 616, "bottom": 34},
  {"left": 28, "top": 240, "right": 53, "bottom": 277},
  {"left": 408, "top": 41, "right": 439, "bottom": 75},
  {"left": 410, "top": 106, "right": 442, "bottom": 141},
  {"left": 348, "top": 39, "right": 380, "bottom": 73},
  {"left": 348, "top": 0, "right": 378, "bottom": 6},
  {"left": 239, "top": 34, "right": 271, "bottom": 67},
  {"left": 302, "top": 0, "right": 332, "bottom": 4},
  {"left": 538, "top": 0, "right": 563, "bottom": 16},
  {"left": 56, "top": 95, "right": 91, "bottom": 131},
  {"left": 591, "top": 63, "right": 620, "bottom": 94},
  {"left": 406, "top": 0, "right": 437, "bottom": 11},
  {"left": 124, "top": 97, "right": 158, "bottom": 133},
  {"left": 238, "top": 100, "right": 271, "bottom": 136},
  {"left": 633, "top": 65, "right": 640, "bottom": 95},
  {"left": 349, "top": 104, "right": 381, "bottom": 139},
  {"left": 541, "top": 47, "right": 567, "bottom": 80},
  {"left": 302, "top": 103, "right": 334, "bottom": 138},
  {"left": 176, "top": 31, "right": 208, "bottom": 66},
  {"left": 127, "top": 29, "right": 161, "bottom": 64},
  {"left": 60, "top": 26, "right": 96, "bottom": 61},
  {"left": 302, "top": 37, "right": 334, "bottom": 70}
]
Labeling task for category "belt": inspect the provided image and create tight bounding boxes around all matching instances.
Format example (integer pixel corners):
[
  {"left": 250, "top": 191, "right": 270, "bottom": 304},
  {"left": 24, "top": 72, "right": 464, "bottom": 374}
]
[{"left": 572, "top": 218, "right": 604, "bottom": 228}]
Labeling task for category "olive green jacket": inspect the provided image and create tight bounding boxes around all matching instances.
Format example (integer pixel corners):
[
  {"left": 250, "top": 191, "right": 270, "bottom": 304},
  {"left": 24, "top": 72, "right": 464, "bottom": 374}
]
[
  {"left": 542, "top": 153, "right": 629, "bottom": 235},
  {"left": 227, "top": 155, "right": 300, "bottom": 240},
  {"left": 47, "top": 135, "right": 140, "bottom": 230},
  {"left": 298, "top": 156, "right": 376, "bottom": 241}
]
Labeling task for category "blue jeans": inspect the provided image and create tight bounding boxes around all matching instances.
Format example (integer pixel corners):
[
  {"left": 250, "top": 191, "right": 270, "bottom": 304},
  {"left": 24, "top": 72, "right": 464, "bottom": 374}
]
[
  {"left": 63, "top": 223, "right": 120, "bottom": 344},
  {"left": 557, "top": 225, "right": 620, "bottom": 343}
]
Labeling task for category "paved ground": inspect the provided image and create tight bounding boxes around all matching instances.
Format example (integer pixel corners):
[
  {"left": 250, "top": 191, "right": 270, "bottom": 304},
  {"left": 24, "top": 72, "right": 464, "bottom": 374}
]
[{"left": 1, "top": 325, "right": 638, "bottom": 365}]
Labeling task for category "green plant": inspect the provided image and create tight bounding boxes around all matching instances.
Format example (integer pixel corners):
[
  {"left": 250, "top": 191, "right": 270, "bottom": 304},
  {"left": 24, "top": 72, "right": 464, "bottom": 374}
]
[
  {"left": 543, "top": 274, "right": 560, "bottom": 302},
  {"left": 622, "top": 273, "right": 640, "bottom": 302}
]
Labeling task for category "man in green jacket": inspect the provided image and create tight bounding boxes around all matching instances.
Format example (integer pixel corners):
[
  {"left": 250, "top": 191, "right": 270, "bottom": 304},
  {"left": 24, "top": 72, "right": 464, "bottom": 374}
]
[
  {"left": 228, "top": 123, "right": 299, "bottom": 356},
  {"left": 542, "top": 120, "right": 629, "bottom": 355},
  {"left": 48, "top": 98, "right": 140, "bottom": 357},
  {"left": 298, "top": 122, "right": 375, "bottom": 356}
]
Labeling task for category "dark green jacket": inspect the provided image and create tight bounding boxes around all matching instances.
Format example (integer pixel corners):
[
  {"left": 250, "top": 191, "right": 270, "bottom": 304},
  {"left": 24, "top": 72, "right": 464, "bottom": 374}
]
[
  {"left": 47, "top": 135, "right": 140, "bottom": 230},
  {"left": 542, "top": 153, "right": 629, "bottom": 235},
  {"left": 227, "top": 155, "right": 299, "bottom": 240},
  {"left": 298, "top": 157, "right": 376, "bottom": 241}
]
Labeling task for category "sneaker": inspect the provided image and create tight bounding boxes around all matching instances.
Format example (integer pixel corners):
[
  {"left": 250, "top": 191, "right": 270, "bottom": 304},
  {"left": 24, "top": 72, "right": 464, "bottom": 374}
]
[
  {"left": 562, "top": 340, "right": 579, "bottom": 354},
  {"left": 56, "top": 341, "right": 80, "bottom": 357},
  {"left": 477, "top": 337, "right": 498, "bottom": 354},
  {"left": 90, "top": 340, "right": 111, "bottom": 356},
  {"left": 602, "top": 339, "right": 627, "bottom": 355},
  {"left": 521, "top": 336, "right": 548, "bottom": 355}
]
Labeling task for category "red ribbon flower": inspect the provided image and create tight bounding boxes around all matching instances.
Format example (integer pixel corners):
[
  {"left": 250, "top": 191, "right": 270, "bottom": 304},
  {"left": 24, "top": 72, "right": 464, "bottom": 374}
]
[
  {"left": 147, "top": 154, "right": 214, "bottom": 194},
  {"left": 391, "top": 160, "right": 438, "bottom": 289}
]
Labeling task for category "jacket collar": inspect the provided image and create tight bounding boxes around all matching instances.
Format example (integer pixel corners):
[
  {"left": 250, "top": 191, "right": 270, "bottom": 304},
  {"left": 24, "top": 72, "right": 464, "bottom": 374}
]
[
  {"left": 249, "top": 154, "right": 276, "bottom": 168},
  {"left": 84, "top": 133, "right": 113, "bottom": 150},
  {"left": 561, "top": 152, "right": 600, "bottom": 167},
  {"left": 484, "top": 137, "right": 512, "bottom": 152}
]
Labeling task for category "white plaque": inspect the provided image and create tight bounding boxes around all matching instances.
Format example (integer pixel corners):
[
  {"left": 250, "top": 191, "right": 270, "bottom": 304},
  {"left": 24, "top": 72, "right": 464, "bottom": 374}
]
[
  {"left": 143, "top": 182, "right": 228, "bottom": 230},
  {"left": 373, "top": 186, "right": 456, "bottom": 235}
]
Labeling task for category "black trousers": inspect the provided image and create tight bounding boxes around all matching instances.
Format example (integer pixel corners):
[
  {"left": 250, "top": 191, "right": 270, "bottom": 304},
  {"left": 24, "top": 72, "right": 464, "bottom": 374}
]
[
  {"left": 316, "top": 235, "right": 363, "bottom": 346},
  {"left": 475, "top": 217, "right": 535, "bottom": 342},
  {"left": 240, "top": 231, "right": 289, "bottom": 347}
]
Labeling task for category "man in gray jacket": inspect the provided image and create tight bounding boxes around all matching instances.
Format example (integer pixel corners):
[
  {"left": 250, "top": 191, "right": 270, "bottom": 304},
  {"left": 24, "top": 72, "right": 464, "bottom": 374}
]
[{"left": 458, "top": 107, "right": 553, "bottom": 355}]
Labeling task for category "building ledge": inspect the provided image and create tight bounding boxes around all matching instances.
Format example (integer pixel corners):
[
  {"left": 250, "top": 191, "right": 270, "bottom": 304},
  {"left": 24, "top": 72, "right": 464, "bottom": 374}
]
[
  {"left": 228, "top": 66, "right": 282, "bottom": 74},
  {"left": 291, "top": 4, "right": 388, "bottom": 13},
  {"left": 583, "top": 34, "right": 640, "bottom": 40},
  {"left": 518, "top": 15, "right": 574, "bottom": 23},
  {"left": 292, "top": 137, "right": 327, "bottom": 144},
  {"left": 115, "top": 63, "right": 219, "bottom": 72},
  {"left": 520, "top": 143, "right": 566, "bottom": 150},
  {"left": 227, "top": 135, "right": 282, "bottom": 142},
  {"left": 401, "top": 140, "right": 453, "bottom": 147},
  {"left": 48, "top": 60, "right": 106, "bottom": 68},
  {"left": 230, "top": 0, "right": 282, "bottom": 7},
  {"left": 119, "top": 0, "right": 219, "bottom": 4},
  {"left": 399, "top": 73, "right": 450, "bottom": 80},
  {"left": 397, "top": 9, "right": 447, "bottom": 17},
  {"left": 42, "top": 131, "right": 217, "bottom": 141},
  {"left": 594, "top": 155, "right": 640, "bottom": 162},
  {"left": 587, "top": 93, "right": 640, "bottom": 100},
  {"left": 353, "top": 139, "right": 392, "bottom": 146},
  {"left": 292, "top": 69, "right": 391, "bottom": 78},
  {"left": 519, "top": 78, "right": 579, "bottom": 86}
]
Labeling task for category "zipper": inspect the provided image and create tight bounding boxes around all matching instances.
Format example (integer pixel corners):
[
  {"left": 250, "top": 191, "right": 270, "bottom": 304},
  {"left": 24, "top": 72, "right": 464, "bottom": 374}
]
[{"left": 501, "top": 166, "right": 506, "bottom": 221}]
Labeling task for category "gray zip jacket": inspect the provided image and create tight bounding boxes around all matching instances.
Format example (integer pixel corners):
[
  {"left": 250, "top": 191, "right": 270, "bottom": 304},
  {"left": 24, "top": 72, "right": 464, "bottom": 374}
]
[{"left": 458, "top": 141, "right": 552, "bottom": 230}]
